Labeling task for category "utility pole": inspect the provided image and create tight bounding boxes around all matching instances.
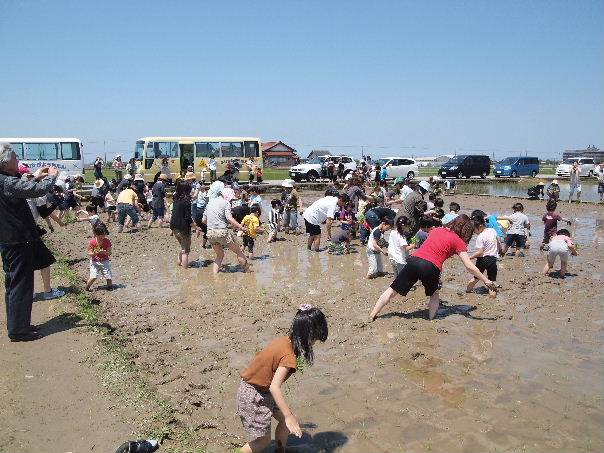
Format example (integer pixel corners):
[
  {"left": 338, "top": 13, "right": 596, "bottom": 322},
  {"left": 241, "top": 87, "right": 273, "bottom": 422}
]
[{"left": 103, "top": 140, "right": 107, "bottom": 163}]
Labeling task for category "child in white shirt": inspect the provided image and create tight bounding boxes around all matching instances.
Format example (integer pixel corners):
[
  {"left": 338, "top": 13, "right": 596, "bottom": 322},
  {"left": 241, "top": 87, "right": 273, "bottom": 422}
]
[
  {"left": 387, "top": 216, "right": 413, "bottom": 276},
  {"left": 467, "top": 210, "right": 500, "bottom": 297}
]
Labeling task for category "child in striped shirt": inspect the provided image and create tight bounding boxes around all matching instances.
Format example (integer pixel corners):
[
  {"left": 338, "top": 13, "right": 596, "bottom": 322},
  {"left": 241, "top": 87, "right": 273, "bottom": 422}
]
[{"left": 268, "top": 199, "right": 282, "bottom": 243}]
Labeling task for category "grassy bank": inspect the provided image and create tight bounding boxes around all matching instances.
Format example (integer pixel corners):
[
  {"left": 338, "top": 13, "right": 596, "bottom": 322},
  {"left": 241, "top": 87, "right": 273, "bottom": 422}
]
[{"left": 49, "top": 246, "right": 210, "bottom": 452}]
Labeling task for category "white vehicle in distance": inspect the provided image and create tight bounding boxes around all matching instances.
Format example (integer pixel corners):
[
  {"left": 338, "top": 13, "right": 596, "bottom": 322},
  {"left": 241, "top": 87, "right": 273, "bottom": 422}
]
[
  {"left": 555, "top": 157, "right": 596, "bottom": 178},
  {"left": 371, "top": 157, "right": 419, "bottom": 180},
  {"left": 289, "top": 155, "right": 330, "bottom": 182},
  {"left": 0, "top": 137, "right": 84, "bottom": 177},
  {"left": 289, "top": 155, "right": 356, "bottom": 182},
  {"left": 323, "top": 155, "right": 357, "bottom": 177}
]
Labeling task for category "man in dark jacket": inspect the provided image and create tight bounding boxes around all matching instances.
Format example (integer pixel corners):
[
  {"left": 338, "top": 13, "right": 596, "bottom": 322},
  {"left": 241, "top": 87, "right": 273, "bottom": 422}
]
[{"left": 0, "top": 143, "right": 58, "bottom": 342}]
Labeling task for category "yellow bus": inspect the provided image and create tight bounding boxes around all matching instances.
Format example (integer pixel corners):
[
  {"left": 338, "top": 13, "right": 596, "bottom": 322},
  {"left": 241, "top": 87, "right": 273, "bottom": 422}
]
[{"left": 133, "top": 136, "right": 262, "bottom": 182}]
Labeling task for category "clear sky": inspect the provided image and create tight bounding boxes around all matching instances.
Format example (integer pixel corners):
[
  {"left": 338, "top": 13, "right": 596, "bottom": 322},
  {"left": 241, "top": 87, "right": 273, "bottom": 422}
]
[{"left": 1, "top": 0, "right": 602, "bottom": 161}]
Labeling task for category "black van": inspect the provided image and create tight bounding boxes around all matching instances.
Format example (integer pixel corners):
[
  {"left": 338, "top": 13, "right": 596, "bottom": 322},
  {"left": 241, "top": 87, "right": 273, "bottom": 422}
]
[{"left": 439, "top": 155, "right": 491, "bottom": 179}]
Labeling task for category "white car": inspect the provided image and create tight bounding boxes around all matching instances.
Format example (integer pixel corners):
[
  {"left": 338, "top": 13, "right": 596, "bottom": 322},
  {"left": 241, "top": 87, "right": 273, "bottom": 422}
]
[
  {"left": 288, "top": 155, "right": 357, "bottom": 182},
  {"left": 555, "top": 157, "right": 596, "bottom": 178},
  {"left": 289, "top": 156, "right": 328, "bottom": 182},
  {"left": 371, "top": 157, "right": 419, "bottom": 179}
]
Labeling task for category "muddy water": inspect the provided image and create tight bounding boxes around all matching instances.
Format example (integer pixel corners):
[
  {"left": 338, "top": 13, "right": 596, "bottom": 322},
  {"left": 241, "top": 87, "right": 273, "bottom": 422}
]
[
  {"left": 458, "top": 180, "right": 602, "bottom": 202},
  {"left": 48, "top": 194, "right": 604, "bottom": 452}
]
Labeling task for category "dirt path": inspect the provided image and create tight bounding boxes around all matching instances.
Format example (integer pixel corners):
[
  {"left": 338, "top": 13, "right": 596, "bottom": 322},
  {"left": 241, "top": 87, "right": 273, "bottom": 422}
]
[{"left": 0, "top": 279, "right": 134, "bottom": 453}]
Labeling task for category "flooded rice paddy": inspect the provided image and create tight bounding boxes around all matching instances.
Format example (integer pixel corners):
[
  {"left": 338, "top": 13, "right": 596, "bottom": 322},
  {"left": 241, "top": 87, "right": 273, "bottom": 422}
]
[
  {"left": 457, "top": 179, "right": 602, "bottom": 202},
  {"left": 48, "top": 193, "right": 604, "bottom": 452}
]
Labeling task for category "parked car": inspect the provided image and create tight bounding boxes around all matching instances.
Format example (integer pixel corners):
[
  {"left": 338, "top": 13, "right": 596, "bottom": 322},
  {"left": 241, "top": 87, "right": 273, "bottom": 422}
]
[
  {"left": 289, "top": 156, "right": 330, "bottom": 182},
  {"left": 555, "top": 157, "right": 596, "bottom": 178},
  {"left": 288, "top": 155, "right": 356, "bottom": 182},
  {"left": 438, "top": 155, "right": 491, "bottom": 179},
  {"left": 322, "top": 155, "right": 357, "bottom": 178},
  {"left": 370, "top": 157, "right": 419, "bottom": 180},
  {"left": 495, "top": 156, "right": 540, "bottom": 178}
]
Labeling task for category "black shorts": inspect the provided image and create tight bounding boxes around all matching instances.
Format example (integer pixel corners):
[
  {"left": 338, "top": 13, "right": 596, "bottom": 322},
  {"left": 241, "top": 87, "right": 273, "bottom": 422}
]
[
  {"left": 304, "top": 219, "right": 321, "bottom": 236},
  {"left": 505, "top": 234, "right": 526, "bottom": 248},
  {"left": 390, "top": 256, "right": 441, "bottom": 297},
  {"left": 242, "top": 236, "right": 255, "bottom": 252},
  {"left": 475, "top": 256, "right": 497, "bottom": 281},
  {"left": 33, "top": 240, "right": 56, "bottom": 271},
  {"left": 598, "top": 182, "right": 604, "bottom": 194}
]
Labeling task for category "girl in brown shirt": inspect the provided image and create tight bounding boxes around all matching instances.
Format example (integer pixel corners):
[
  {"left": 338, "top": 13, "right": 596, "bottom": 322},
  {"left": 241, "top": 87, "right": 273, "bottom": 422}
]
[{"left": 236, "top": 305, "right": 328, "bottom": 453}]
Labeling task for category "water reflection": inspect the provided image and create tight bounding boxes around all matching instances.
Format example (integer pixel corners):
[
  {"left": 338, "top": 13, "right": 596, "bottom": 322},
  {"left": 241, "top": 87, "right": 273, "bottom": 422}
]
[{"left": 458, "top": 180, "right": 602, "bottom": 202}]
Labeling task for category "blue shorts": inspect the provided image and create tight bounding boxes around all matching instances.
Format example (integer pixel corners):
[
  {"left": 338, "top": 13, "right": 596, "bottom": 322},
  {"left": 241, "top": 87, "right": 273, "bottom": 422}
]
[{"left": 152, "top": 206, "right": 165, "bottom": 220}]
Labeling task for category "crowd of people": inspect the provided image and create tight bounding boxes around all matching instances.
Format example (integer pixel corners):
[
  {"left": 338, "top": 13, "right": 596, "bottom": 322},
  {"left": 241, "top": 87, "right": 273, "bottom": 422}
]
[{"left": 1, "top": 141, "right": 595, "bottom": 452}]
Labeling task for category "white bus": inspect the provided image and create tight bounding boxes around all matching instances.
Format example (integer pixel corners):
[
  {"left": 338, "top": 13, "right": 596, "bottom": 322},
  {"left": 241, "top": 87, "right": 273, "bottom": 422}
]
[{"left": 0, "top": 137, "right": 84, "bottom": 177}]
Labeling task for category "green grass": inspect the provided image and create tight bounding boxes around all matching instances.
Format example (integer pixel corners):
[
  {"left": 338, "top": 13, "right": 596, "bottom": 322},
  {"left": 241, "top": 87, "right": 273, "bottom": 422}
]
[{"left": 52, "top": 249, "right": 98, "bottom": 322}]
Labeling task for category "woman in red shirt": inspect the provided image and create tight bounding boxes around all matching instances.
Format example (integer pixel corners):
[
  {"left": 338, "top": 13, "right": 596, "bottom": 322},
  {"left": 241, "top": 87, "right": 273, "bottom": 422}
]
[{"left": 369, "top": 214, "right": 497, "bottom": 321}]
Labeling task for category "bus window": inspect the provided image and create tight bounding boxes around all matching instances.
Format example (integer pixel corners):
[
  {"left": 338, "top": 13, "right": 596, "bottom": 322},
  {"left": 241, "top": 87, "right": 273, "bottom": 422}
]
[
  {"left": 155, "top": 141, "right": 179, "bottom": 158},
  {"left": 244, "top": 141, "right": 259, "bottom": 158},
  {"left": 61, "top": 142, "right": 80, "bottom": 160},
  {"left": 195, "top": 142, "right": 220, "bottom": 158},
  {"left": 10, "top": 143, "right": 24, "bottom": 158},
  {"left": 220, "top": 142, "right": 243, "bottom": 158},
  {"left": 135, "top": 141, "right": 145, "bottom": 160},
  {"left": 25, "top": 143, "right": 58, "bottom": 160},
  {"left": 146, "top": 142, "right": 155, "bottom": 158}
]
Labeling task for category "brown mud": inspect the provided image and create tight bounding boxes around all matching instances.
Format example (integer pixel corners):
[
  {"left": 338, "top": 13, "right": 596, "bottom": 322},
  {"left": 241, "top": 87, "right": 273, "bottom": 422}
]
[{"left": 42, "top": 193, "right": 604, "bottom": 452}]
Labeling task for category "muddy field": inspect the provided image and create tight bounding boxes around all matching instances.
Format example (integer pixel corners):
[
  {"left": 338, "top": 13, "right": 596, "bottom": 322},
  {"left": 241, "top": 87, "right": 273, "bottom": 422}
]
[{"left": 46, "top": 193, "right": 604, "bottom": 452}]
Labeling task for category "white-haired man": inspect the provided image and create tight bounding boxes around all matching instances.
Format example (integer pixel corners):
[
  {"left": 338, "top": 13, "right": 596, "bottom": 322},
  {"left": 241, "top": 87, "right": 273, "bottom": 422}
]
[{"left": 0, "top": 143, "right": 59, "bottom": 341}]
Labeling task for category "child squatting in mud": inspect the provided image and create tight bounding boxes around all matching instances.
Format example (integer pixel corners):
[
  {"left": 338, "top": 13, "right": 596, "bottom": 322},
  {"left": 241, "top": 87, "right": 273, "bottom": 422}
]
[{"left": 236, "top": 305, "right": 328, "bottom": 453}]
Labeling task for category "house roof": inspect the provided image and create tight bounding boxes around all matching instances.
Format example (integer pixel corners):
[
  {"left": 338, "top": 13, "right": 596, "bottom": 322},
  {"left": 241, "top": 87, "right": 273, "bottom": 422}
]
[
  {"left": 307, "top": 150, "right": 332, "bottom": 158},
  {"left": 261, "top": 140, "right": 297, "bottom": 154}
]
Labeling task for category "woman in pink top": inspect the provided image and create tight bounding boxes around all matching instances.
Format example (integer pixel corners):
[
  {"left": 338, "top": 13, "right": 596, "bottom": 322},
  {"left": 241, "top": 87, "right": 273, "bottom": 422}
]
[
  {"left": 543, "top": 228, "right": 578, "bottom": 278},
  {"left": 369, "top": 215, "right": 497, "bottom": 321}
]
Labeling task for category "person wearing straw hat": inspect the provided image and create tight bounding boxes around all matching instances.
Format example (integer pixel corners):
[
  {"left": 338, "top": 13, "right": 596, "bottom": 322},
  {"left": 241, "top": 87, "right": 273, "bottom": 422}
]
[
  {"left": 148, "top": 173, "right": 168, "bottom": 228},
  {"left": 132, "top": 173, "right": 150, "bottom": 218},
  {"left": 546, "top": 179, "right": 561, "bottom": 202},
  {"left": 202, "top": 182, "right": 250, "bottom": 273},
  {"left": 91, "top": 179, "right": 106, "bottom": 211},
  {"left": 281, "top": 179, "right": 302, "bottom": 234}
]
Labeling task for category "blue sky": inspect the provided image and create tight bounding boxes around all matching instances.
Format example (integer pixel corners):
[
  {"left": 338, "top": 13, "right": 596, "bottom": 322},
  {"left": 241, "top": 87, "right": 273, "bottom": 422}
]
[{"left": 1, "top": 0, "right": 602, "bottom": 161}]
